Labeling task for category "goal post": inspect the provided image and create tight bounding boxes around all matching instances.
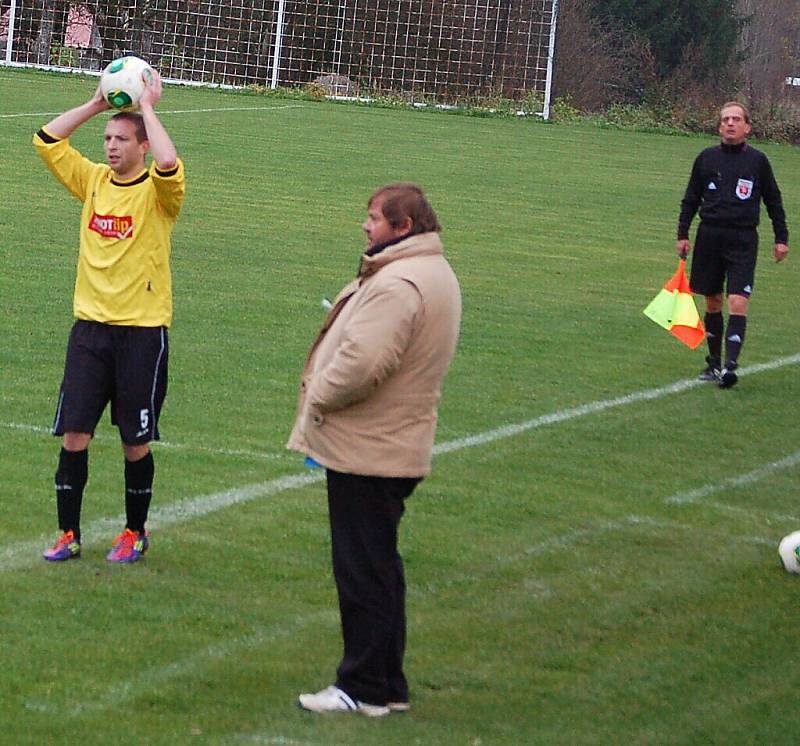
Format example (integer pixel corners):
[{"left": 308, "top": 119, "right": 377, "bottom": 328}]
[{"left": 1, "top": 0, "right": 559, "bottom": 117}]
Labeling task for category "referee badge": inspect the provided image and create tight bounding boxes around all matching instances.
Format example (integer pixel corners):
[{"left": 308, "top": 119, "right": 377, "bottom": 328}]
[{"left": 736, "top": 178, "right": 754, "bottom": 200}]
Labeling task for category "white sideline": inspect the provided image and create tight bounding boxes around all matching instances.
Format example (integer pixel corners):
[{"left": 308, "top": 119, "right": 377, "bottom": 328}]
[
  {"left": 665, "top": 450, "right": 800, "bottom": 505},
  {"left": 698, "top": 499, "right": 800, "bottom": 525},
  {"left": 7, "top": 350, "right": 800, "bottom": 463},
  {"left": 432, "top": 352, "right": 800, "bottom": 455},
  {"left": 23, "top": 608, "right": 338, "bottom": 717},
  {"left": 1, "top": 473, "right": 324, "bottom": 572},
  {"left": 0, "top": 104, "right": 306, "bottom": 119},
  {"left": 230, "top": 737, "right": 322, "bottom": 746},
  {"left": 27, "top": 519, "right": 655, "bottom": 716},
  {"left": 24, "top": 512, "right": 776, "bottom": 717},
  {"left": 3, "top": 352, "right": 799, "bottom": 573},
  {"left": 1, "top": 421, "right": 291, "bottom": 462}
]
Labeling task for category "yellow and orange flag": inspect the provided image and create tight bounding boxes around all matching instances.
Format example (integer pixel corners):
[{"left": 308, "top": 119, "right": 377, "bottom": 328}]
[{"left": 643, "top": 259, "right": 705, "bottom": 349}]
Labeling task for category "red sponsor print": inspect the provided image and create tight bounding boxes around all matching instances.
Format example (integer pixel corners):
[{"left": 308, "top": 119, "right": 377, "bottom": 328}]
[{"left": 89, "top": 212, "right": 134, "bottom": 239}]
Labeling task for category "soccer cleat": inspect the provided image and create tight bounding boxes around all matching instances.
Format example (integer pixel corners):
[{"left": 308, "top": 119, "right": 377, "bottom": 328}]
[
  {"left": 718, "top": 364, "right": 738, "bottom": 389},
  {"left": 387, "top": 701, "right": 411, "bottom": 712},
  {"left": 297, "top": 685, "right": 390, "bottom": 717},
  {"left": 697, "top": 356, "right": 721, "bottom": 382},
  {"left": 106, "top": 528, "right": 149, "bottom": 563},
  {"left": 43, "top": 530, "right": 81, "bottom": 561}
]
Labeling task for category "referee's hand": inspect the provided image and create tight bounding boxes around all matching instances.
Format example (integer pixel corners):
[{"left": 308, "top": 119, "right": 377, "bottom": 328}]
[
  {"left": 774, "top": 243, "right": 789, "bottom": 263},
  {"left": 676, "top": 239, "right": 690, "bottom": 259}
]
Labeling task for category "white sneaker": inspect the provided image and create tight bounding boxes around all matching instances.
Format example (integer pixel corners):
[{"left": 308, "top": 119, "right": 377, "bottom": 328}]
[
  {"left": 387, "top": 701, "right": 410, "bottom": 712},
  {"left": 297, "top": 685, "right": 390, "bottom": 717}
]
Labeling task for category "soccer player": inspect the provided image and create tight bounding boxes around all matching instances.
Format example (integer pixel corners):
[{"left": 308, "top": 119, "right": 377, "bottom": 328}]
[
  {"left": 288, "top": 183, "right": 461, "bottom": 716},
  {"left": 34, "top": 69, "right": 185, "bottom": 562},
  {"left": 676, "top": 101, "right": 788, "bottom": 389}
]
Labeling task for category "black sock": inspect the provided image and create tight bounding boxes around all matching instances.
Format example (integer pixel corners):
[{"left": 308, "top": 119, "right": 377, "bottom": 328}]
[
  {"left": 725, "top": 315, "right": 747, "bottom": 368},
  {"left": 55, "top": 448, "right": 88, "bottom": 542},
  {"left": 704, "top": 312, "right": 723, "bottom": 365},
  {"left": 125, "top": 451, "right": 154, "bottom": 534}
]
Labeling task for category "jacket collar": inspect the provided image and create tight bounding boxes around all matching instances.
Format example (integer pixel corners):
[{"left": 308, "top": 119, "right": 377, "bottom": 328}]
[
  {"left": 365, "top": 232, "right": 410, "bottom": 257},
  {"left": 358, "top": 232, "right": 444, "bottom": 278},
  {"left": 720, "top": 141, "right": 747, "bottom": 154}
]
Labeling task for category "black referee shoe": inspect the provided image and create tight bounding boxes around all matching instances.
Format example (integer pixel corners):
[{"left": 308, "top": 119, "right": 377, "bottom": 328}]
[
  {"left": 719, "top": 363, "right": 738, "bottom": 389},
  {"left": 698, "top": 356, "right": 721, "bottom": 382}
]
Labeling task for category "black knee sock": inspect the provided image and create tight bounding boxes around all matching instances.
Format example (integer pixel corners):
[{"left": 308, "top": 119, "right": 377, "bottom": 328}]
[
  {"left": 55, "top": 448, "right": 88, "bottom": 541},
  {"left": 704, "top": 312, "right": 723, "bottom": 365},
  {"left": 125, "top": 451, "right": 154, "bottom": 534},
  {"left": 725, "top": 315, "right": 747, "bottom": 368}
]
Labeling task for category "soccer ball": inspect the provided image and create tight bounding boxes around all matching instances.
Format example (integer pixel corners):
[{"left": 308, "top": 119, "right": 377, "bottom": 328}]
[
  {"left": 100, "top": 56, "right": 154, "bottom": 111},
  {"left": 778, "top": 530, "right": 800, "bottom": 574}
]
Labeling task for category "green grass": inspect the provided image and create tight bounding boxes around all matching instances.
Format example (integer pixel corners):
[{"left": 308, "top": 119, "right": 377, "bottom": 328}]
[{"left": 2, "top": 67, "right": 800, "bottom": 745}]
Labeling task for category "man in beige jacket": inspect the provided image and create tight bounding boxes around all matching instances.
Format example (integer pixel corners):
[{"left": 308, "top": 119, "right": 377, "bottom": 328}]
[{"left": 288, "top": 183, "right": 461, "bottom": 716}]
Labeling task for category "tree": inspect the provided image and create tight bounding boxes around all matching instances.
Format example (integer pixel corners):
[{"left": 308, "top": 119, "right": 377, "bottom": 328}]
[
  {"left": 591, "top": 0, "right": 742, "bottom": 82},
  {"left": 737, "top": 0, "right": 800, "bottom": 104},
  {"left": 553, "top": 0, "right": 653, "bottom": 109}
]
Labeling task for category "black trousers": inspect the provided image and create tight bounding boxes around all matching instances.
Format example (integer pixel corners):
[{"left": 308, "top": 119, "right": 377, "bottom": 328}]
[{"left": 326, "top": 469, "right": 421, "bottom": 706}]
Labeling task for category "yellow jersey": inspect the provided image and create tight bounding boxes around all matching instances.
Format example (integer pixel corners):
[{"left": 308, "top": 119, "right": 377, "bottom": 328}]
[{"left": 34, "top": 128, "right": 185, "bottom": 327}]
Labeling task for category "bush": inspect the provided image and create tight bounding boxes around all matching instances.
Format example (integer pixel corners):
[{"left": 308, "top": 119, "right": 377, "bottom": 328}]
[
  {"left": 549, "top": 96, "right": 581, "bottom": 123},
  {"left": 750, "top": 100, "right": 800, "bottom": 143},
  {"left": 564, "top": 97, "right": 799, "bottom": 145}
]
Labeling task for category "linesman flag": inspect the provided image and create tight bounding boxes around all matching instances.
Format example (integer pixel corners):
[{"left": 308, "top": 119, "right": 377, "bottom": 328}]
[{"left": 643, "top": 259, "right": 705, "bottom": 349}]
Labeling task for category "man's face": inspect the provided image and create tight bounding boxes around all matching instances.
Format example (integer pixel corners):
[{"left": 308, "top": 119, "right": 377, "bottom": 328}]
[
  {"left": 718, "top": 105, "right": 751, "bottom": 145},
  {"left": 104, "top": 118, "right": 149, "bottom": 178},
  {"left": 362, "top": 196, "right": 410, "bottom": 250}
]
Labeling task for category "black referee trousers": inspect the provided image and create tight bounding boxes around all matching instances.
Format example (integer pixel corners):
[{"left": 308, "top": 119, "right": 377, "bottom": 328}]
[{"left": 326, "top": 469, "right": 420, "bottom": 706}]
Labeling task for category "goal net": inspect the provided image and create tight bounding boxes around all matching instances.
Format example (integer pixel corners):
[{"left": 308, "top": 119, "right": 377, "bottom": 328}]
[{"left": 2, "top": 0, "right": 559, "bottom": 116}]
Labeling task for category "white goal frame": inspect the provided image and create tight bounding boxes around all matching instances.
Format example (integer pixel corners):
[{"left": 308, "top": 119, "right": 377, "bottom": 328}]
[{"left": 1, "top": 0, "right": 559, "bottom": 117}]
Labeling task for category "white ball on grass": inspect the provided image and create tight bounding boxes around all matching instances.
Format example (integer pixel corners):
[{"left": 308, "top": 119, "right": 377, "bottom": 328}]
[{"left": 778, "top": 530, "right": 800, "bottom": 574}]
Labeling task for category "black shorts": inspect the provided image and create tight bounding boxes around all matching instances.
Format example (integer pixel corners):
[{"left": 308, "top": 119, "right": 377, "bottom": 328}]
[
  {"left": 52, "top": 320, "right": 169, "bottom": 444},
  {"left": 690, "top": 223, "right": 758, "bottom": 297}
]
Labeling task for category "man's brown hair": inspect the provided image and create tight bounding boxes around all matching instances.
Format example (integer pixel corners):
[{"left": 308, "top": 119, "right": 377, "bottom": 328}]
[
  {"left": 110, "top": 111, "right": 148, "bottom": 143},
  {"left": 719, "top": 101, "right": 750, "bottom": 124},
  {"left": 369, "top": 182, "right": 441, "bottom": 235}
]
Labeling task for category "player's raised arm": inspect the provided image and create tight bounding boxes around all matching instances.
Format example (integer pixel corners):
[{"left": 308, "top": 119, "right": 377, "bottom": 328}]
[
  {"left": 38, "top": 59, "right": 186, "bottom": 566},
  {"left": 41, "top": 82, "right": 110, "bottom": 139},
  {"left": 137, "top": 69, "right": 178, "bottom": 171}
]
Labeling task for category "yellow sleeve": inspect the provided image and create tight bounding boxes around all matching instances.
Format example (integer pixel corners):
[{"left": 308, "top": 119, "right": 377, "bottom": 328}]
[
  {"left": 150, "top": 157, "right": 186, "bottom": 220},
  {"left": 33, "top": 128, "right": 101, "bottom": 202}
]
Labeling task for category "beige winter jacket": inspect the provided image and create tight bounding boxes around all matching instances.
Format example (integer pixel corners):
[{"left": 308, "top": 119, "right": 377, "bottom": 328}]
[{"left": 287, "top": 231, "right": 462, "bottom": 477}]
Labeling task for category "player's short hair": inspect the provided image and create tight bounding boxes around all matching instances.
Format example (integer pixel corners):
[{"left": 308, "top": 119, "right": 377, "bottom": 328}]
[
  {"left": 719, "top": 101, "right": 750, "bottom": 124},
  {"left": 369, "top": 182, "right": 441, "bottom": 235},
  {"left": 110, "top": 112, "right": 147, "bottom": 143}
]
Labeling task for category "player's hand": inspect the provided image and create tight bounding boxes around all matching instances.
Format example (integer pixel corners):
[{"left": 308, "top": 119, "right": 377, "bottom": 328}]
[
  {"left": 138, "top": 68, "right": 163, "bottom": 110},
  {"left": 774, "top": 243, "right": 789, "bottom": 263},
  {"left": 91, "top": 81, "right": 111, "bottom": 111},
  {"left": 676, "top": 239, "right": 690, "bottom": 259}
]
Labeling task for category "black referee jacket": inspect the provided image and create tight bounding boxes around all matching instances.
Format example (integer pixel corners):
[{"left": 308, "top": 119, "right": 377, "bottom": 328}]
[{"left": 677, "top": 141, "right": 788, "bottom": 243}]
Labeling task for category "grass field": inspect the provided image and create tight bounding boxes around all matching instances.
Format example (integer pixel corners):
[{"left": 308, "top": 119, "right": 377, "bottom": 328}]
[{"left": 2, "top": 67, "right": 800, "bottom": 745}]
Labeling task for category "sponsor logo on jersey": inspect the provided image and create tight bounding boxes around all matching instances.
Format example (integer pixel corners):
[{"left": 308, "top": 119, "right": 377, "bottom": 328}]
[
  {"left": 736, "top": 178, "right": 753, "bottom": 200},
  {"left": 89, "top": 212, "right": 134, "bottom": 239}
]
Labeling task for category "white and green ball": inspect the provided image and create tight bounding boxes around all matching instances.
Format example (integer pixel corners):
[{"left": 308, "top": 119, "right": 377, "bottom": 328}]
[
  {"left": 778, "top": 530, "right": 800, "bottom": 574},
  {"left": 100, "top": 55, "right": 153, "bottom": 111}
]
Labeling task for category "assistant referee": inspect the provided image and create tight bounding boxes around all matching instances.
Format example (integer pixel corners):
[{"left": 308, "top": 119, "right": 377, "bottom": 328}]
[{"left": 676, "top": 101, "right": 788, "bottom": 389}]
